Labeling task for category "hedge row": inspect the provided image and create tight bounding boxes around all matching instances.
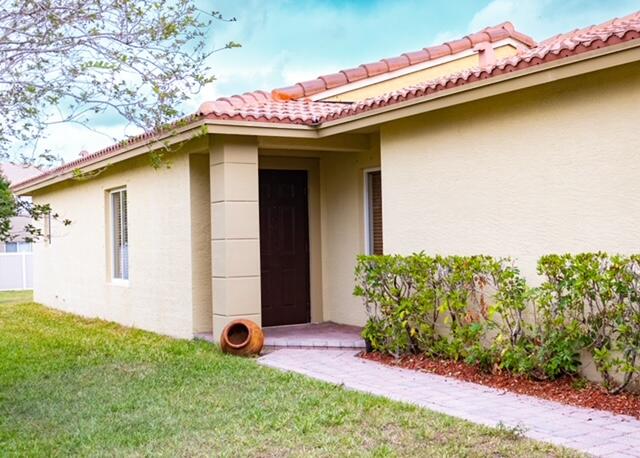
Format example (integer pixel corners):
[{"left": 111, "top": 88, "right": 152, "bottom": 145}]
[{"left": 354, "top": 252, "right": 640, "bottom": 393}]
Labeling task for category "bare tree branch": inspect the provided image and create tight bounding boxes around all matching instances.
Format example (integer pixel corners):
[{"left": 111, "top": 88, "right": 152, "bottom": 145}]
[{"left": 0, "top": 0, "right": 238, "bottom": 166}]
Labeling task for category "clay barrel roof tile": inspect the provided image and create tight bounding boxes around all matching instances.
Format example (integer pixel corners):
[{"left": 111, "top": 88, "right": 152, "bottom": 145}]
[
  {"left": 382, "top": 55, "right": 411, "bottom": 71},
  {"left": 319, "top": 72, "right": 349, "bottom": 89},
  {"left": 445, "top": 37, "right": 473, "bottom": 54},
  {"left": 483, "top": 24, "right": 511, "bottom": 42},
  {"left": 271, "top": 84, "right": 305, "bottom": 100},
  {"left": 402, "top": 49, "right": 432, "bottom": 64},
  {"left": 427, "top": 44, "right": 452, "bottom": 59},
  {"left": 298, "top": 79, "right": 327, "bottom": 97},
  {"left": 466, "top": 31, "right": 491, "bottom": 45},
  {"left": 341, "top": 66, "right": 368, "bottom": 82},
  {"left": 361, "top": 61, "right": 388, "bottom": 77}
]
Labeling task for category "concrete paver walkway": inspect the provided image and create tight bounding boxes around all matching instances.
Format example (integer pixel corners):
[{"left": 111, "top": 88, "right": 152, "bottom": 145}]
[{"left": 259, "top": 349, "right": 640, "bottom": 457}]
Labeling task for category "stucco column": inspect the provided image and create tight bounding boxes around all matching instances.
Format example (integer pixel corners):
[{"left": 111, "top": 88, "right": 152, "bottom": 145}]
[{"left": 210, "top": 135, "right": 261, "bottom": 341}]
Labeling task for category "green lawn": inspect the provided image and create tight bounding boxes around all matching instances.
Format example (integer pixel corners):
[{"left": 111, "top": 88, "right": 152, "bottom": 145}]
[
  {"left": 0, "top": 292, "right": 579, "bottom": 457},
  {"left": 0, "top": 289, "right": 32, "bottom": 305}
]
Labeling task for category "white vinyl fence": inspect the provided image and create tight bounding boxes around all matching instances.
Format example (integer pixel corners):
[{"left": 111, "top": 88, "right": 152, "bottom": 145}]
[{"left": 0, "top": 252, "right": 33, "bottom": 291}]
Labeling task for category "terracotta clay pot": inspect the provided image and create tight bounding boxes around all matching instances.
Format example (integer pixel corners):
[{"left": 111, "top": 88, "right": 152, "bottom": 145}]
[{"left": 220, "top": 319, "right": 264, "bottom": 356}]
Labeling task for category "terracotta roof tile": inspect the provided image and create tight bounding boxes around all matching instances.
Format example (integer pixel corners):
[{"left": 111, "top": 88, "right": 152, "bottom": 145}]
[
  {"left": 341, "top": 66, "right": 369, "bottom": 82},
  {"left": 271, "top": 21, "right": 536, "bottom": 100},
  {"left": 14, "top": 10, "right": 640, "bottom": 191},
  {"left": 244, "top": 90, "right": 271, "bottom": 103},
  {"left": 466, "top": 31, "right": 491, "bottom": 45},
  {"left": 361, "top": 61, "right": 388, "bottom": 77},
  {"left": 424, "top": 43, "right": 451, "bottom": 59},
  {"left": 319, "top": 72, "right": 349, "bottom": 89},
  {"left": 381, "top": 55, "right": 411, "bottom": 72},
  {"left": 483, "top": 23, "right": 512, "bottom": 42},
  {"left": 446, "top": 37, "right": 472, "bottom": 54},
  {"left": 272, "top": 84, "right": 304, "bottom": 100},
  {"left": 298, "top": 79, "right": 327, "bottom": 97},
  {"left": 402, "top": 50, "right": 432, "bottom": 65},
  {"left": 199, "top": 99, "right": 346, "bottom": 125}
]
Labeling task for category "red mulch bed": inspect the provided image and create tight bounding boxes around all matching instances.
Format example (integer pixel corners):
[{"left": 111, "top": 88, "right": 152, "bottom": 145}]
[{"left": 360, "top": 352, "right": 640, "bottom": 419}]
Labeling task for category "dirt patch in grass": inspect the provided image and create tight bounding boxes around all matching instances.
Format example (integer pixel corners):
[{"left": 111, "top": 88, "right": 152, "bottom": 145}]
[{"left": 361, "top": 352, "right": 640, "bottom": 420}]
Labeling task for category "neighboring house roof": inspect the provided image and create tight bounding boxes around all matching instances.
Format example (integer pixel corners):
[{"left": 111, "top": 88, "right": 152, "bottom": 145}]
[
  {"left": 12, "top": 9, "right": 640, "bottom": 193},
  {"left": 1, "top": 163, "right": 39, "bottom": 243},
  {"left": 1, "top": 163, "right": 41, "bottom": 185}
]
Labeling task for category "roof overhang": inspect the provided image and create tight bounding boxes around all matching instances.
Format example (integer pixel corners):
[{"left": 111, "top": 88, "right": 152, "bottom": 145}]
[{"left": 14, "top": 38, "right": 640, "bottom": 196}]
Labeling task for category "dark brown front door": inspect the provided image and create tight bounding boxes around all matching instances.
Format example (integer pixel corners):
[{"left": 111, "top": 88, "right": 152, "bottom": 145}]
[{"left": 259, "top": 169, "right": 310, "bottom": 327}]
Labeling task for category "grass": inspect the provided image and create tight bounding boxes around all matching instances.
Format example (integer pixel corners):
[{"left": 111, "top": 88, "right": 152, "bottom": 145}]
[
  {"left": 0, "top": 291, "right": 580, "bottom": 457},
  {"left": 0, "top": 289, "right": 32, "bottom": 305}
]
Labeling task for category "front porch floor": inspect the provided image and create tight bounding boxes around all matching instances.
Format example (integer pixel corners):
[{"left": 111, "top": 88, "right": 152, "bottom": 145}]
[
  {"left": 196, "top": 321, "right": 365, "bottom": 349},
  {"left": 263, "top": 322, "right": 365, "bottom": 349}
]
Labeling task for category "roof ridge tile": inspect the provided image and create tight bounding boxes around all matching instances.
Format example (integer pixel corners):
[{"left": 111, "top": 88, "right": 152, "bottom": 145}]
[{"left": 270, "top": 21, "right": 536, "bottom": 100}]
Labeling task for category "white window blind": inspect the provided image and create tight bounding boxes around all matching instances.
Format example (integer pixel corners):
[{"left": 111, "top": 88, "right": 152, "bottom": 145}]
[
  {"left": 111, "top": 189, "right": 128, "bottom": 280},
  {"left": 43, "top": 211, "right": 51, "bottom": 243}
]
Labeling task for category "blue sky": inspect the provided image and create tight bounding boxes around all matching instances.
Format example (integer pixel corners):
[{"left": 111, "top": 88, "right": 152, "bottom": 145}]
[{"left": 45, "top": 0, "right": 640, "bottom": 162}]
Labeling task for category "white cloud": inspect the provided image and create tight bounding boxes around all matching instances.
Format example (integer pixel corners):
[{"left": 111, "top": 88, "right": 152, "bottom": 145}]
[
  {"left": 21, "top": 123, "right": 139, "bottom": 165},
  {"left": 469, "top": 0, "right": 547, "bottom": 31},
  {"left": 470, "top": 0, "right": 639, "bottom": 40}
]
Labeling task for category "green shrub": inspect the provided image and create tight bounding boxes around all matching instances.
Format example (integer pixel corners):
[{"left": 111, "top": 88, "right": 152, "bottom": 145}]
[
  {"left": 355, "top": 253, "right": 500, "bottom": 360},
  {"left": 537, "top": 253, "right": 640, "bottom": 393},
  {"left": 355, "top": 253, "right": 441, "bottom": 356},
  {"left": 355, "top": 252, "right": 640, "bottom": 393}
]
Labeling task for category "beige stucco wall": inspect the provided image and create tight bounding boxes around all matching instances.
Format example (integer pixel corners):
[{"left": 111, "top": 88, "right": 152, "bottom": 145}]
[
  {"left": 189, "top": 153, "right": 212, "bottom": 333},
  {"left": 320, "top": 138, "right": 380, "bottom": 325},
  {"left": 31, "top": 145, "right": 206, "bottom": 339},
  {"left": 380, "top": 61, "right": 640, "bottom": 281},
  {"left": 28, "top": 131, "right": 379, "bottom": 337}
]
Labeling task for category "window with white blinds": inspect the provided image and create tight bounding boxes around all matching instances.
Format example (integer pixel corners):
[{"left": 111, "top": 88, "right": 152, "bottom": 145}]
[
  {"left": 110, "top": 188, "right": 128, "bottom": 280},
  {"left": 365, "top": 170, "right": 383, "bottom": 255},
  {"left": 43, "top": 211, "right": 51, "bottom": 243}
]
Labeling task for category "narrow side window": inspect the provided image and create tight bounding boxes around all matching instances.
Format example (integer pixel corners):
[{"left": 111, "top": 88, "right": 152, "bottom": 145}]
[
  {"left": 43, "top": 210, "right": 51, "bottom": 243},
  {"left": 365, "top": 170, "right": 383, "bottom": 255},
  {"left": 110, "top": 188, "right": 128, "bottom": 280}
]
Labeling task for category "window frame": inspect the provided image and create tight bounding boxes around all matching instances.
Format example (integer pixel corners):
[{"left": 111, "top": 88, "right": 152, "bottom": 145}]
[
  {"left": 4, "top": 241, "right": 30, "bottom": 252},
  {"left": 16, "top": 241, "right": 32, "bottom": 252},
  {"left": 109, "top": 187, "right": 129, "bottom": 284},
  {"left": 363, "top": 167, "right": 382, "bottom": 255}
]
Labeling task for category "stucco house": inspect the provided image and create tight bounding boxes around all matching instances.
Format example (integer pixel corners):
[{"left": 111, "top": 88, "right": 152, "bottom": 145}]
[
  {"left": 0, "top": 163, "right": 41, "bottom": 252},
  {"left": 12, "top": 12, "right": 640, "bottom": 341}
]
